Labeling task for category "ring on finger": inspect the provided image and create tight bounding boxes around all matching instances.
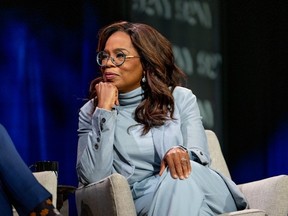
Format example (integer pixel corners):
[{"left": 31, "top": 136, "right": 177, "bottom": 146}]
[{"left": 181, "top": 157, "right": 187, "bottom": 162}]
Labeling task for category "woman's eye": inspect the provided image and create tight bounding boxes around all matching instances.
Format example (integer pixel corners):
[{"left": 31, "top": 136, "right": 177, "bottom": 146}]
[
  {"left": 116, "top": 52, "right": 125, "bottom": 59},
  {"left": 102, "top": 54, "right": 109, "bottom": 60}
]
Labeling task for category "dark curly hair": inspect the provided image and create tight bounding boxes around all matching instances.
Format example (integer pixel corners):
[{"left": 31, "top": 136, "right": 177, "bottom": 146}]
[{"left": 89, "top": 21, "right": 186, "bottom": 134}]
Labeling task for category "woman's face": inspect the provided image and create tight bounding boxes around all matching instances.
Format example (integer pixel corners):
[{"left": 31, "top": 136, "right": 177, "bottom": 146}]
[{"left": 101, "top": 31, "right": 143, "bottom": 93}]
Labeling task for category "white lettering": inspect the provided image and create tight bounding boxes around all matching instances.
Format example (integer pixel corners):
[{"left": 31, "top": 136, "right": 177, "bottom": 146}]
[
  {"left": 132, "top": 0, "right": 212, "bottom": 29},
  {"left": 132, "top": 0, "right": 172, "bottom": 19},
  {"left": 175, "top": 1, "right": 212, "bottom": 28},
  {"left": 173, "top": 45, "right": 193, "bottom": 75},
  {"left": 196, "top": 51, "right": 222, "bottom": 79}
]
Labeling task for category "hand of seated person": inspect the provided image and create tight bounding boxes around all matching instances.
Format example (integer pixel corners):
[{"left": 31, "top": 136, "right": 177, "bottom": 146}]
[{"left": 159, "top": 147, "right": 191, "bottom": 180}]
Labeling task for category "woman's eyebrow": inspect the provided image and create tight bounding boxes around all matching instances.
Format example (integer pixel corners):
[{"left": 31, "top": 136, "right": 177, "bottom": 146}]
[{"left": 104, "top": 48, "right": 129, "bottom": 53}]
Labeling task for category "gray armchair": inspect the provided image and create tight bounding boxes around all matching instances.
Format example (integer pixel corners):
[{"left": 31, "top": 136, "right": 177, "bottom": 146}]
[
  {"left": 76, "top": 130, "right": 288, "bottom": 216},
  {"left": 13, "top": 171, "right": 71, "bottom": 216},
  {"left": 13, "top": 171, "right": 58, "bottom": 216}
]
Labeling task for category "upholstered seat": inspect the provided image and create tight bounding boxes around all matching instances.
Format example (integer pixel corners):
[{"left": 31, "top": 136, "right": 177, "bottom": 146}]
[{"left": 76, "top": 130, "right": 288, "bottom": 216}]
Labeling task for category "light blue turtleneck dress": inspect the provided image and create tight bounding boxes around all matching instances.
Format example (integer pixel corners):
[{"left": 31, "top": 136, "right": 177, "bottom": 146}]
[{"left": 77, "top": 87, "right": 246, "bottom": 216}]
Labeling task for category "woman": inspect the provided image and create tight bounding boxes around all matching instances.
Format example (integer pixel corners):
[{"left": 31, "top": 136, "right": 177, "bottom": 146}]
[
  {"left": 76, "top": 21, "right": 247, "bottom": 215},
  {"left": 0, "top": 124, "right": 61, "bottom": 216}
]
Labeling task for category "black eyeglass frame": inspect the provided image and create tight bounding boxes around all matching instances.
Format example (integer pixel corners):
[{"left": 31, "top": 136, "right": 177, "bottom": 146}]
[{"left": 96, "top": 50, "right": 140, "bottom": 67}]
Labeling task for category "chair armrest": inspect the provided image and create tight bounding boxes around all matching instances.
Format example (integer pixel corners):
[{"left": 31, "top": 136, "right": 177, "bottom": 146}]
[
  {"left": 75, "top": 173, "right": 136, "bottom": 216},
  {"left": 219, "top": 209, "right": 266, "bottom": 216},
  {"left": 238, "top": 175, "right": 288, "bottom": 216}
]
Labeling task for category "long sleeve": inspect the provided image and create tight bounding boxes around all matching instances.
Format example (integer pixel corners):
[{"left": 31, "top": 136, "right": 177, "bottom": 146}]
[
  {"left": 76, "top": 100, "right": 117, "bottom": 185},
  {"left": 173, "top": 87, "right": 211, "bottom": 165}
]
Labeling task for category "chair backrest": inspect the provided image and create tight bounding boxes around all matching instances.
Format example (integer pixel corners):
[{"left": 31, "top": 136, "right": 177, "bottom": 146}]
[
  {"left": 13, "top": 171, "right": 58, "bottom": 216},
  {"left": 205, "top": 130, "right": 231, "bottom": 179},
  {"left": 33, "top": 171, "right": 58, "bottom": 206}
]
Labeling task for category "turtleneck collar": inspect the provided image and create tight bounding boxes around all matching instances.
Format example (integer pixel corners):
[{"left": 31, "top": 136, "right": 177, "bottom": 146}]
[{"left": 118, "top": 87, "right": 144, "bottom": 106}]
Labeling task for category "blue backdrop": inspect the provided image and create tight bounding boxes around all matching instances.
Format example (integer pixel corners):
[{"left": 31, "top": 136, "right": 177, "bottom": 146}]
[{"left": 0, "top": 2, "right": 100, "bottom": 214}]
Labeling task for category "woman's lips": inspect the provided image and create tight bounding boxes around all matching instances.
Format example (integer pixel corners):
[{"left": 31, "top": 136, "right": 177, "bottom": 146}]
[{"left": 104, "top": 72, "right": 118, "bottom": 80}]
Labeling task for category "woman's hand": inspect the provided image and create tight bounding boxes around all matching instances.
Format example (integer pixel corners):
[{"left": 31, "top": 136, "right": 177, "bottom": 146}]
[
  {"left": 159, "top": 147, "right": 191, "bottom": 179},
  {"left": 95, "top": 82, "right": 119, "bottom": 110}
]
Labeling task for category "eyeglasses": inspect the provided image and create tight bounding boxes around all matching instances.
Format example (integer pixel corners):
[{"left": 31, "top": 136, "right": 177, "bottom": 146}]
[{"left": 96, "top": 50, "right": 140, "bottom": 67}]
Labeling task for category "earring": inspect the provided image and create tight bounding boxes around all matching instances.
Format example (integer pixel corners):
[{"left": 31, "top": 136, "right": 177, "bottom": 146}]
[{"left": 142, "top": 76, "right": 146, "bottom": 83}]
